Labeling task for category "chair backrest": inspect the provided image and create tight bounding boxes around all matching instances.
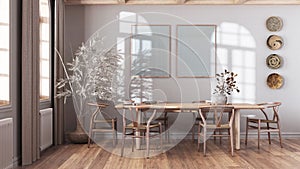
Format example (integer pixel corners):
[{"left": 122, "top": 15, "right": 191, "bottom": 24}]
[
  {"left": 258, "top": 102, "right": 281, "bottom": 122},
  {"left": 199, "top": 105, "right": 235, "bottom": 127}
]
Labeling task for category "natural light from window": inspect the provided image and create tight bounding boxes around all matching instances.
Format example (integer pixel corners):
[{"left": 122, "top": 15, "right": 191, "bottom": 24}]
[
  {"left": 0, "top": 0, "right": 10, "bottom": 106},
  {"left": 39, "top": 0, "right": 50, "bottom": 101},
  {"left": 217, "top": 22, "right": 256, "bottom": 103}
]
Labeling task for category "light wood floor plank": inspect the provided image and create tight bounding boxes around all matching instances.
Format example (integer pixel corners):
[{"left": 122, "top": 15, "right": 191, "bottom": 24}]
[{"left": 18, "top": 139, "right": 300, "bottom": 169}]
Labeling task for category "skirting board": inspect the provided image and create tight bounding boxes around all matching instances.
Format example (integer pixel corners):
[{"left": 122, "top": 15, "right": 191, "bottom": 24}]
[
  {"left": 85, "top": 132, "right": 300, "bottom": 140},
  {"left": 169, "top": 132, "right": 300, "bottom": 139}
]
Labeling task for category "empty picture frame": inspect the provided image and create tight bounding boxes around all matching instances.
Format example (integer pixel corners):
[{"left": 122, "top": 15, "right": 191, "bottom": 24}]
[
  {"left": 176, "top": 25, "right": 216, "bottom": 78},
  {"left": 131, "top": 25, "right": 171, "bottom": 78}
]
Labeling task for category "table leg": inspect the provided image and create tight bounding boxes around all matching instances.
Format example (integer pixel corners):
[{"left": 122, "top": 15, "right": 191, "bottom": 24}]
[
  {"left": 135, "top": 108, "right": 141, "bottom": 150},
  {"left": 234, "top": 109, "right": 241, "bottom": 150}
]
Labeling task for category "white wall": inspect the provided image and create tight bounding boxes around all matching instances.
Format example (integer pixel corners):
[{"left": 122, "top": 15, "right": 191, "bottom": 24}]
[{"left": 65, "top": 5, "right": 300, "bottom": 136}]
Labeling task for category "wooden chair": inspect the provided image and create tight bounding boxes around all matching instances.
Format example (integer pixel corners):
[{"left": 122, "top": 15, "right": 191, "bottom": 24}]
[
  {"left": 88, "top": 103, "right": 117, "bottom": 148},
  {"left": 121, "top": 107, "right": 162, "bottom": 158},
  {"left": 245, "top": 102, "right": 283, "bottom": 149},
  {"left": 192, "top": 100, "right": 211, "bottom": 142},
  {"left": 198, "top": 105, "right": 235, "bottom": 156},
  {"left": 142, "top": 106, "right": 169, "bottom": 141}
]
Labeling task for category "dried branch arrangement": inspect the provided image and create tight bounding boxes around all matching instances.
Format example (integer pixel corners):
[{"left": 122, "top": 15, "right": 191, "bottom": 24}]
[{"left": 213, "top": 69, "right": 240, "bottom": 96}]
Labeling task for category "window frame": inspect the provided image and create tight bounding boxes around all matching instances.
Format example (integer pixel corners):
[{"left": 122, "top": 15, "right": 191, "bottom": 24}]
[
  {"left": 39, "top": 0, "right": 54, "bottom": 109},
  {"left": 0, "top": 0, "right": 12, "bottom": 111}
]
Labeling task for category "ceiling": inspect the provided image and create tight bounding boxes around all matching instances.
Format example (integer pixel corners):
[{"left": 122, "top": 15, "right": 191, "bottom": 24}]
[{"left": 64, "top": 0, "right": 300, "bottom": 5}]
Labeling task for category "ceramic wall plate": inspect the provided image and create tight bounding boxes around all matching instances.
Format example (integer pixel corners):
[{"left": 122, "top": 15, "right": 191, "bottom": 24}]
[
  {"left": 267, "top": 73, "right": 284, "bottom": 89},
  {"left": 266, "top": 54, "right": 282, "bottom": 69},
  {"left": 266, "top": 16, "right": 283, "bottom": 32},
  {"left": 267, "top": 35, "right": 283, "bottom": 50}
]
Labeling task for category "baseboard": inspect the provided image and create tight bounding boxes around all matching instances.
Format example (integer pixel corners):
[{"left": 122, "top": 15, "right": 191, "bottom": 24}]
[
  {"left": 167, "top": 132, "right": 300, "bottom": 140},
  {"left": 240, "top": 132, "right": 300, "bottom": 139},
  {"left": 84, "top": 131, "right": 300, "bottom": 140}
]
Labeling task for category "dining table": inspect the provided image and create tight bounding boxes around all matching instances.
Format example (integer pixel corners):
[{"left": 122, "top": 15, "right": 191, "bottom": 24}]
[{"left": 115, "top": 102, "right": 265, "bottom": 150}]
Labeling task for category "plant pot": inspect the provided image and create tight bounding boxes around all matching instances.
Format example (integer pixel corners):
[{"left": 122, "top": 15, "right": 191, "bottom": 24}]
[
  {"left": 212, "top": 94, "right": 228, "bottom": 105},
  {"left": 68, "top": 118, "right": 88, "bottom": 144}
]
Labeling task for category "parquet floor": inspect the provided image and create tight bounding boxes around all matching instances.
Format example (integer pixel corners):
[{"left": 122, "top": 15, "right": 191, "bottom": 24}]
[{"left": 19, "top": 139, "right": 300, "bottom": 169}]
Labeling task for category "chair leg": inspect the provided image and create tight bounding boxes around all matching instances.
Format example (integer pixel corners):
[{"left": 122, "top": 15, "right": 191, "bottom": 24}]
[
  {"left": 258, "top": 120, "right": 261, "bottom": 149},
  {"left": 213, "top": 131, "right": 216, "bottom": 142},
  {"left": 146, "top": 127, "right": 150, "bottom": 158},
  {"left": 88, "top": 117, "right": 94, "bottom": 148},
  {"left": 160, "top": 124, "right": 163, "bottom": 151},
  {"left": 197, "top": 125, "right": 201, "bottom": 152},
  {"left": 245, "top": 118, "right": 249, "bottom": 146},
  {"left": 192, "top": 124, "right": 195, "bottom": 143},
  {"left": 230, "top": 128, "right": 234, "bottom": 156},
  {"left": 219, "top": 130, "right": 222, "bottom": 144},
  {"left": 204, "top": 128, "right": 207, "bottom": 156},
  {"left": 131, "top": 130, "right": 135, "bottom": 152},
  {"left": 278, "top": 122, "right": 283, "bottom": 148},
  {"left": 267, "top": 122, "right": 271, "bottom": 145},
  {"left": 112, "top": 120, "right": 116, "bottom": 146},
  {"left": 121, "top": 134, "right": 125, "bottom": 157}
]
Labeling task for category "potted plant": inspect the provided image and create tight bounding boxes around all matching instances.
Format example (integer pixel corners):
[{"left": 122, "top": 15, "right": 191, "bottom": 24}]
[
  {"left": 212, "top": 69, "right": 240, "bottom": 104},
  {"left": 55, "top": 37, "right": 121, "bottom": 143}
]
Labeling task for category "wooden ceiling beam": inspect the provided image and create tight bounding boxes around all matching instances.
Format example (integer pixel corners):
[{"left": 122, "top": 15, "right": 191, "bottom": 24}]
[
  {"left": 234, "top": 0, "right": 248, "bottom": 4},
  {"left": 245, "top": 0, "right": 300, "bottom": 5},
  {"left": 176, "top": 0, "right": 187, "bottom": 4},
  {"left": 64, "top": 0, "right": 300, "bottom": 5}
]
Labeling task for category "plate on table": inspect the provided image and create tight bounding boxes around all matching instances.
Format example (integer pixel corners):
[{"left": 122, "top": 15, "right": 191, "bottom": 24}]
[
  {"left": 267, "top": 35, "right": 283, "bottom": 50},
  {"left": 267, "top": 73, "right": 284, "bottom": 89},
  {"left": 266, "top": 16, "right": 283, "bottom": 32},
  {"left": 266, "top": 54, "right": 282, "bottom": 69}
]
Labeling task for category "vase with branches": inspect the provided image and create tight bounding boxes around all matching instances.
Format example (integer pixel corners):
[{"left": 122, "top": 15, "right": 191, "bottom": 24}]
[{"left": 212, "top": 69, "right": 240, "bottom": 104}]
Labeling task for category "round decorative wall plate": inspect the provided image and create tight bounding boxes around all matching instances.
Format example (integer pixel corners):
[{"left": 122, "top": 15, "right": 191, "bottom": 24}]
[
  {"left": 267, "top": 73, "right": 284, "bottom": 89},
  {"left": 266, "top": 16, "right": 283, "bottom": 32},
  {"left": 266, "top": 54, "right": 282, "bottom": 69},
  {"left": 267, "top": 35, "right": 283, "bottom": 50}
]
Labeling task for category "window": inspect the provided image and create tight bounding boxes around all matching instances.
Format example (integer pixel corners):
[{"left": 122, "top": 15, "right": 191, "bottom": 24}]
[
  {"left": 39, "top": 0, "right": 51, "bottom": 101},
  {"left": 0, "top": 0, "right": 10, "bottom": 106}
]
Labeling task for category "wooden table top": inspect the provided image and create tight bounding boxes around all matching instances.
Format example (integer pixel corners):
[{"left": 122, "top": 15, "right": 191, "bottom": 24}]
[
  {"left": 88, "top": 103, "right": 109, "bottom": 108},
  {"left": 115, "top": 102, "right": 265, "bottom": 110}
]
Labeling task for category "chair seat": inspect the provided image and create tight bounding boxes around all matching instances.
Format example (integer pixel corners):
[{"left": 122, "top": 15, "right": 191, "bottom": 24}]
[
  {"left": 248, "top": 118, "right": 278, "bottom": 123},
  {"left": 201, "top": 123, "right": 230, "bottom": 129},
  {"left": 155, "top": 116, "right": 168, "bottom": 121},
  {"left": 125, "top": 122, "right": 161, "bottom": 130},
  {"left": 93, "top": 117, "right": 117, "bottom": 123}
]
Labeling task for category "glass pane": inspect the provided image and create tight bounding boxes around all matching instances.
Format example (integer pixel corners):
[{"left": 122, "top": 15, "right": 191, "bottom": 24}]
[
  {"left": 0, "top": 77, "right": 9, "bottom": 106},
  {"left": 0, "top": 0, "right": 10, "bottom": 106},
  {"left": 41, "top": 23, "right": 49, "bottom": 41},
  {"left": 0, "top": 51, "right": 9, "bottom": 74},
  {"left": 40, "top": 41, "right": 50, "bottom": 59},
  {"left": 0, "top": 0, "right": 9, "bottom": 23},
  {"left": 0, "top": 26, "right": 9, "bottom": 49},
  {"left": 39, "top": 0, "right": 50, "bottom": 101}
]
